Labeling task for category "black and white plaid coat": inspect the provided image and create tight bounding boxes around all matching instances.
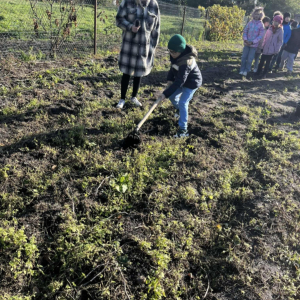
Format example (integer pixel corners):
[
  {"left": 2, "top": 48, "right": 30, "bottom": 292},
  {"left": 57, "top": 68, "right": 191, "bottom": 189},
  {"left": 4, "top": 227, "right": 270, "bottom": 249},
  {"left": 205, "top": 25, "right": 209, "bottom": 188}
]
[{"left": 116, "top": 0, "right": 160, "bottom": 77}]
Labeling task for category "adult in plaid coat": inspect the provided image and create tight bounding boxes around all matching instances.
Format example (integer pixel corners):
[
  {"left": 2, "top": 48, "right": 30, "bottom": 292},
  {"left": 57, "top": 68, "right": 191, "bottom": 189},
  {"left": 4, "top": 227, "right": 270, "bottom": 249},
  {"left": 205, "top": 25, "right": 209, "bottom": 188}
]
[{"left": 115, "top": 0, "right": 160, "bottom": 108}]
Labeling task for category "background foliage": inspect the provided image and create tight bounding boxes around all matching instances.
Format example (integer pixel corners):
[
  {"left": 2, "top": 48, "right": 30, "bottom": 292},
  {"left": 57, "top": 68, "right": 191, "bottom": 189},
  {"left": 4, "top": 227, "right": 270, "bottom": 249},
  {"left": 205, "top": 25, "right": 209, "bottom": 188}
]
[
  {"left": 207, "top": 5, "right": 245, "bottom": 41},
  {"left": 172, "top": 0, "right": 300, "bottom": 17}
]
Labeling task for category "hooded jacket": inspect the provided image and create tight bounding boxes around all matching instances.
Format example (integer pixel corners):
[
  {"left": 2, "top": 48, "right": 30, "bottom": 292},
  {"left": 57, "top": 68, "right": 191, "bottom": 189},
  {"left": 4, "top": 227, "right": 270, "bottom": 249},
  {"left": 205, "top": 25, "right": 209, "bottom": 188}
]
[
  {"left": 262, "top": 26, "right": 283, "bottom": 55},
  {"left": 163, "top": 45, "right": 202, "bottom": 98},
  {"left": 285, "top": 27, "right": 300, "bottom": 54},
  {"left": 243, "top": 19, "right": 265, "bottom": 48}
]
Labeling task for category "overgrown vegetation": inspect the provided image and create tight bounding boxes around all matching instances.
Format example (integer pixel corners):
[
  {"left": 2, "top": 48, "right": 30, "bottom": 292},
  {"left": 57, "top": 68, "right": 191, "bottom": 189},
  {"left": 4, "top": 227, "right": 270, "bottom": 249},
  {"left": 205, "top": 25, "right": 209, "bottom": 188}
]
[
  {"left": 1, "top": 40, "right": 300, "bottom": 300},
  {"left": 206, "top": 5, "right": 245, "bottom": 41}
]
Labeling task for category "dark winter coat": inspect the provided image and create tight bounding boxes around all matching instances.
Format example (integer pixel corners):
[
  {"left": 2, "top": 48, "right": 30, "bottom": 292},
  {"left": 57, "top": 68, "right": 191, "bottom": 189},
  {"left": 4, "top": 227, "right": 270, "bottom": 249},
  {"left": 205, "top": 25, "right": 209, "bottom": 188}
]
[
  {"left": 285, "top": 27, "right": 300, "bottom": 54},
  {"left": 116, "top": 0, "right": 160, "bottom": 77},
  {"left": 163, "top": 45, "right": 202, "bottom": 98}
]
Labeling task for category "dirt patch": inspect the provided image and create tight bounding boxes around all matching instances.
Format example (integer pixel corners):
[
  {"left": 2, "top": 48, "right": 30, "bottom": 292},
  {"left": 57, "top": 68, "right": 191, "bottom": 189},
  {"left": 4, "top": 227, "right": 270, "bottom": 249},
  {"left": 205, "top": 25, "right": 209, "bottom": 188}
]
[{"left": 1, "top": 45, "right": 300, "bottom": 300}]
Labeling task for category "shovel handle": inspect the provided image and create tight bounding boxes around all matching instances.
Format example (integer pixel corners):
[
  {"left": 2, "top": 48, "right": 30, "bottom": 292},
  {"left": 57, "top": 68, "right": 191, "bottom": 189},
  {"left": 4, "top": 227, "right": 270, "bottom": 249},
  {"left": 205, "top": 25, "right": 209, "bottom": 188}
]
[{"left": 136, "top": 98, "right": 162, "bottom": 132}]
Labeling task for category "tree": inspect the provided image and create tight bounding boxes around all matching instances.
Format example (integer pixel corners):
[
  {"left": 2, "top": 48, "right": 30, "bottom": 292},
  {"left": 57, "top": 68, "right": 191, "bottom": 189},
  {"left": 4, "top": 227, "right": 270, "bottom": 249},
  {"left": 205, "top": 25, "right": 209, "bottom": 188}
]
[
  {"left": 186, "top": 0, "right": 234, "bottom": 8},
  {"left": 28, "top": 0, "right": 79, "bottom": 56},
  {"left": 260, "top": 0, "right": 300, "bottom": 18},
  {"left": 183, "top": 0, "right": 300, "bottom": 16}
]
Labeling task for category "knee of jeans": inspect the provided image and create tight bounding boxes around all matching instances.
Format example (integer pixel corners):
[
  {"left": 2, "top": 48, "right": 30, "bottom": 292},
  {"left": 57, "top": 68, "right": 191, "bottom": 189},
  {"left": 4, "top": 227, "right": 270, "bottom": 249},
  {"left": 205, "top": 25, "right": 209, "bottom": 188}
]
[
  {"left": 179, "top": 99, "right": 189, "bottom": 110},
  {"left": 169, "top": 94, "right": 177, "bottom": 102},
  {"left": 170, "top": 92, "right": 181, "bottom": 102}
]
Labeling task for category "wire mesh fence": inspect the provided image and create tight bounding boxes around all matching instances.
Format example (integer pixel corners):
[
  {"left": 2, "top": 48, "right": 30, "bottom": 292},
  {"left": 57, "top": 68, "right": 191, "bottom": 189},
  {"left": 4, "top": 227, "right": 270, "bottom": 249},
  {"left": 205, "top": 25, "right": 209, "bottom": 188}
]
[{"left": 0, "top": 0, "right": 206, "bottom": 58}]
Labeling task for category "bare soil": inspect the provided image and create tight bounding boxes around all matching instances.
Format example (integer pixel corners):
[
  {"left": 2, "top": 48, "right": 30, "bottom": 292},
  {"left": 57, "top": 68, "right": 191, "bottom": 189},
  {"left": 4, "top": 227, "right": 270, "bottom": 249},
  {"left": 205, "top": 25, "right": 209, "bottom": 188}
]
[{"left": 1, "top": 46, "right": 300, "bottom": 300}]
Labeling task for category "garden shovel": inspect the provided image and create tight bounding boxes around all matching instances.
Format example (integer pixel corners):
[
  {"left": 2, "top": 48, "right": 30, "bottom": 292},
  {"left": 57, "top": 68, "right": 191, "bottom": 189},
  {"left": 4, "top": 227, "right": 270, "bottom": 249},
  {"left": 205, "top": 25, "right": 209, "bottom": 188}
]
[{"left": 123, "top": 97, "right": 163, "bottom": 148}]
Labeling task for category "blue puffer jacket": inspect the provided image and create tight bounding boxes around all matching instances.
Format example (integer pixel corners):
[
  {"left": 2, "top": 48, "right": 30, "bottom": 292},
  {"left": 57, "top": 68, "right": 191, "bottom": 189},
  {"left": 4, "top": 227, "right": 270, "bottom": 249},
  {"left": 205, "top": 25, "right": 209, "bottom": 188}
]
[
  {"left": 163, "top": 45, "right": 202, "bottom": 98},
  {"left": 283, "top": 22, "right": 292, "bottom": 44}
]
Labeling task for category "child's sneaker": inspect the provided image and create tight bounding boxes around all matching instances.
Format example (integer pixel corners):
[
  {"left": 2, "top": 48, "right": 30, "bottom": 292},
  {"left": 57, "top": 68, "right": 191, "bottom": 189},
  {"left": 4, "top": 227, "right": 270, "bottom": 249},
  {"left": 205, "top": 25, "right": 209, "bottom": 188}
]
[
  {"left": 243, "top": 72, "right": 247, "bottom": 76},
  {"left": 286, "top": 70, "right": 293, "bottom": 76},
  {"left": 116, "top": 99, "right": 125, "bottom": 109},
  {"left": 253, "top": 68, "right": 258, "bottom": 73},
  {"left": 131, "top": 97, "right": 142, "bottom": 107},
  {"left": 174, "top": 129, "right": 189, "bottom": 138}
]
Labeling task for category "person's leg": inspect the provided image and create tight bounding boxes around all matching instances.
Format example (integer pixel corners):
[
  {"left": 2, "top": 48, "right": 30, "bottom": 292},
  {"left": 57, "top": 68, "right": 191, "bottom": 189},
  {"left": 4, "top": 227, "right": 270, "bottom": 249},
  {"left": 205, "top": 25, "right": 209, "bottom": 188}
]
[
  {"left": 240, "top": 46, "right": 250, "bottom": 73},
  {"left": 286, "top": 53, "right": 296, "bottom": 72},
  {"left": 269, "top": 53, "right": 278, "bottom": 71},
  {"left": 275, "top": 47, "right": 284, "bottom": 69},
  {"left": 257, "top": 54, "right": 266, "bottom": 74},
  {"left": 178, "top": 87, "right": 198, "bottom": 131},
  {"left": 132, "top": 77, "right": 141, "bottom": 98},
  {"left": 169, "top": 88, "right": 183, "bottom": 110},
  {"left": 121, "top": 73, "right": 130, "bottom": 99},
  {"left": 279, "top": 50, "right": 288, "bottom": 69},
  {"left": 254, "top": 52, "right": 261, "bottom": 71},
  {"left": 246, "top": 47, "right": 257, "bottom": 72},
  {"left": 263, "top": 55, "right": 273, "bottom": 75}
]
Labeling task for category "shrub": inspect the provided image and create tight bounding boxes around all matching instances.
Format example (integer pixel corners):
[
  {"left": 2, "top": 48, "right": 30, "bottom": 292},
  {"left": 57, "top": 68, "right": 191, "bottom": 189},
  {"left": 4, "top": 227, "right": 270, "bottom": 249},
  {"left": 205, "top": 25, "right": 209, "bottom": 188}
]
[
  {"left": 206, "top": 5, "right": 245, "bottom": 41},
  {"left": 0, "top": 220, "right": 40, "bottom": 291}
]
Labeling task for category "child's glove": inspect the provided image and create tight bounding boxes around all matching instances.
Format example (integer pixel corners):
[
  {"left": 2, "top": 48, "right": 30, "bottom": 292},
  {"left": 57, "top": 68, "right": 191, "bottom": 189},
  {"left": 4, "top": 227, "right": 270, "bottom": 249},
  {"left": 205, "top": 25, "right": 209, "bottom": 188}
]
[{"left": 166, "top": 81, "right": 173, "bottom": 88}]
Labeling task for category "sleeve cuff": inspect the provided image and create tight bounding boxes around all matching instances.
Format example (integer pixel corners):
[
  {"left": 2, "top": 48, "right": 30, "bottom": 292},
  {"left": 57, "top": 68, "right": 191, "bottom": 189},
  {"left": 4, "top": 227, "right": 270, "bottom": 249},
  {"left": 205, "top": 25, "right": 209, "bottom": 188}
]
[{"left": 127, "top": 23, "right": 133, "bottom": 31}]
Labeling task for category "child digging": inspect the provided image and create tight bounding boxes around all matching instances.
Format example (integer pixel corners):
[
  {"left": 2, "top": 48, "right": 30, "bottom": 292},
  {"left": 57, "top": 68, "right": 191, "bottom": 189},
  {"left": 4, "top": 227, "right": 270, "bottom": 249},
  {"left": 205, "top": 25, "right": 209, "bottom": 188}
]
[
  {"left": 240, "top": 7, "right": 265, "bottom": 77},
  {"left": 278, "top": 21, "right": 300, "bottom": 75},
  {"left": 157, "top": 34, "right": 202, "bottom": 138},
  {"left": 255, "top": 15, "right": 283, "bottom": 78}
]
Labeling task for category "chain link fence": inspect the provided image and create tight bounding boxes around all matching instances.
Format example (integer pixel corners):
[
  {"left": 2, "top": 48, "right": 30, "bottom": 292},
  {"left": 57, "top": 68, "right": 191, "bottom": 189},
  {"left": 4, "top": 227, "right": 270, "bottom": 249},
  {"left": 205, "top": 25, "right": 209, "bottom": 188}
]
[{"left": 0, "top": 0, "right": 206, "bottom": 58}]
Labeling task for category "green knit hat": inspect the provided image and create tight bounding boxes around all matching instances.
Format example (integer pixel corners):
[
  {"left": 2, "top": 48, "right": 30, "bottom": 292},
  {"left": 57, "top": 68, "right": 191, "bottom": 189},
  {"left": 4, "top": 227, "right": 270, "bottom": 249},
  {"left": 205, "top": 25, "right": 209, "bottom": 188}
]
[{"left": 168, "top": 34, "right": 186, "bottom": 53}]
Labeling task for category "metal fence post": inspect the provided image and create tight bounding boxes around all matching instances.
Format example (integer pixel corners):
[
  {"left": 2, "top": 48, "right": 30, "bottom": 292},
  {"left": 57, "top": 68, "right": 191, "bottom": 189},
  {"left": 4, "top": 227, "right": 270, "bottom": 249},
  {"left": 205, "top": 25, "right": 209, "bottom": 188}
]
[
  {"left": 204, "top": 9, "right": 209, "bottom": 41},
  {"left": 181, "top": 6, "right": 186, "bottom": 36},
  {"left": 94, "top": 0, "right": 97, "bottom": 55}
]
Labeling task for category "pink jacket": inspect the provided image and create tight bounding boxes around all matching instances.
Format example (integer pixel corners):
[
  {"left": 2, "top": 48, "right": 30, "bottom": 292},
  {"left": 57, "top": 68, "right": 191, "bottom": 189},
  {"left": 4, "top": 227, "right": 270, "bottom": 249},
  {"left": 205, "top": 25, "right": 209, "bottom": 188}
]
[
  {"left": 243, "top": 20, "right": 265, "bottom": 48},
  {"left": 262, "top": 26, "right": 284, "bottom": 55}
]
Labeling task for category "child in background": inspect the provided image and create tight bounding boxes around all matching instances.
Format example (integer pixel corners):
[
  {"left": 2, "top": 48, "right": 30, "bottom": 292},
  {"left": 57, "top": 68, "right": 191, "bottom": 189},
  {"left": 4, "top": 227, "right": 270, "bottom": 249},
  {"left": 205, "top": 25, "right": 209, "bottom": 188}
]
[
  {"left": 253, "top": 16, "right": 270, "bottom": 73},
  {"left": 279, "top": 21, "right": 300, "bottom": 75},
  {"left": 270, "top": 12, "right": 291, "bottom": 72},
  {"left": 255, "top": 15, "right": 283, "bottom": 78},
  {"left": 157, "top": 35, "right": 202, "bottom": 138},
  {"left": 271, "top": 11, "right": 283, "bottom": 24},
  {"left": 239, "top": 7, "right": 265, "bottom": 76}
]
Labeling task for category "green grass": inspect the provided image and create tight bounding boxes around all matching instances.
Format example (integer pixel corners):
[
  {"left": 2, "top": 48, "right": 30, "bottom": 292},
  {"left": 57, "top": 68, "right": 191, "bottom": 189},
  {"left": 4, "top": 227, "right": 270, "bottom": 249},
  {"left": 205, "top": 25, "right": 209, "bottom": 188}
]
[{"left": 0, "top": 0, "right": 205, "bottom": 49}]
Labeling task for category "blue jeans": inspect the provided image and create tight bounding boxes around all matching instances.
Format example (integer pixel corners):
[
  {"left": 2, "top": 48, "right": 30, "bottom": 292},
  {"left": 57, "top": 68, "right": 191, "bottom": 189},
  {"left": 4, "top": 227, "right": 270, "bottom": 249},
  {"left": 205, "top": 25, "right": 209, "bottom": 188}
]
[
  {"left": 240, "top": 46, "right": 257, "bottom": 73},
  {"left": 169, "top": 87, "right": 198, "bottom": 131}
]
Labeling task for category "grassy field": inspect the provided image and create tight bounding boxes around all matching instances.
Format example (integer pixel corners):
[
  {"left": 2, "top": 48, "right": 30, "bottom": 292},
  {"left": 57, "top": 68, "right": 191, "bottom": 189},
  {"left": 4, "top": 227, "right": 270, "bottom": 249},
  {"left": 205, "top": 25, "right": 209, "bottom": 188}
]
[
  {"left": 0, "top": 0, "right": 205, "bottom": 50},
  {"left": 1, "top": 40, "right": 300, "bottom": 299}
]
